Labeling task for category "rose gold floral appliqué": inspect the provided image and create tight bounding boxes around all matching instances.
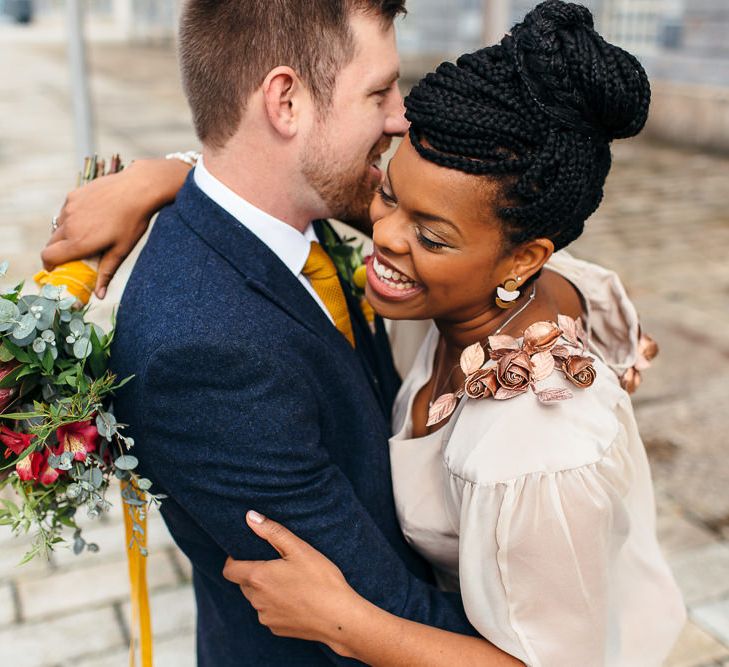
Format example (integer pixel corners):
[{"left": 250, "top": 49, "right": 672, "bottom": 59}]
[{"left": 426, "top": 315, "right": 598, "bottom": 427}]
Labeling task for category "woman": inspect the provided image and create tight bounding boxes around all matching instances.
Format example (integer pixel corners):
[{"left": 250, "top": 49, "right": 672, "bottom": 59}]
[
  {"left": 219, "top": 3, "right": 685, "bottom": 665},
  {"left": 47, "top": 2, "right": 685, "bottom": 664}
]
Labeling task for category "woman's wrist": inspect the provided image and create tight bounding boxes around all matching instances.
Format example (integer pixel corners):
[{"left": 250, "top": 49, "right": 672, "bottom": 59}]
[
  {"left": 127, "top": 157, "right": 191, "bottom": 213},
  {"left": 321, "top": 590, "right": 378, "bottom": 659}
]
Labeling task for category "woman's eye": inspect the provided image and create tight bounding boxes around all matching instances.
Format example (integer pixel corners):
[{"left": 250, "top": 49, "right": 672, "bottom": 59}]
[
  {"left": 377, "top": 185, "right": 397, "bottom": 206},
  {"left": 416, "top": 229, "right": 448, "bottom": 250}
]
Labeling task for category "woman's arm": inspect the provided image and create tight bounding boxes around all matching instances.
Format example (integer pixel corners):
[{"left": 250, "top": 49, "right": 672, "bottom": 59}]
[
  {"left": 41, "top": 157, "right": 191, "bottom": 297},
  {"left": 223, "top": 512, "right": 522, "bottom": 667}
]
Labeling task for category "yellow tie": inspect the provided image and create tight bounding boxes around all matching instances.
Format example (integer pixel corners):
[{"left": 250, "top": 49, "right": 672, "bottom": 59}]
[{"left": 302, "top": 242, "right": 355, "bottom": 347}]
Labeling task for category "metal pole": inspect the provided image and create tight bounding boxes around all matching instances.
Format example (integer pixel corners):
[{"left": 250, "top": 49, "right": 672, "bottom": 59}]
[
  {"left": 66, "top": 0, "right": 95, "bottom": 167},
  {"left": 482, "top": 0, "right": 512, "bottom": 46}
]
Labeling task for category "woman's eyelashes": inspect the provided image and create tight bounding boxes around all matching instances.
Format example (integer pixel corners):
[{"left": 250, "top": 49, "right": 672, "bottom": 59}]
[
  {"left": 377, "top": 184, "right": 397, "bottom": 206},
  {"left": 415, "top": 228, "right": 450, "bottom": 251},
  {"left": 377, "top": 186, "right": 451, "bottom": 251}
]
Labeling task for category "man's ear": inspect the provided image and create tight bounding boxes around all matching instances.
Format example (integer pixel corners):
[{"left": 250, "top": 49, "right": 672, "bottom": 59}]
[
  {"left": 510, "top": 238, "right": 554, "bottom": 282},
  {"left": 261, "top": 66, "right": 307, "bottom": 138}
]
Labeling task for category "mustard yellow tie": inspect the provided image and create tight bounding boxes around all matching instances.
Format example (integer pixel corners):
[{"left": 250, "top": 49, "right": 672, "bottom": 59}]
[{"left": 302, "top": 241, "right": 355, "bottom": 347}]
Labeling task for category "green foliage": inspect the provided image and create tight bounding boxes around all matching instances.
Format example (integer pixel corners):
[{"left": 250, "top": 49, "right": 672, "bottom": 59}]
[
  {"left": 0, "top": 259, "right": 160, "bottom": 564},
  {"left": 319, "top": 221, "right": 367, "bottom": 297}
]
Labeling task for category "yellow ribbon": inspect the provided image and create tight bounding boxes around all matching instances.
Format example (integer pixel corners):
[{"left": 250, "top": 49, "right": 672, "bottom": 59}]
[
  {"left": 34, "top": 260, "right": 98, "bottom": 304},
  {"left": 122, "top": 480, "right": 153, "bottom": 667},
  {"left": 35, "top": 263, "right": 154, "bottom": 666}
]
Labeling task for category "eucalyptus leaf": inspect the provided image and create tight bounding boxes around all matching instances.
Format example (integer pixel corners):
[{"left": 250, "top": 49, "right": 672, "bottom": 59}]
[
  {"left": 32, "top": 338, "right": 46, "bottom": 355},
  {"left": 0, "top": 298, "right": 19, "bottom": 330},
  {"left": 58, "top": 296, "right": 76, "bottom": 311},
  {"left": 0, "top": 260, "right": 8, "bottom": 278},
  {"left": 69, "top": 318, "right": 85, "bottom": 337},
  {"left": 33, "top": 298, "right": 56, "bottom": 331},
  {"left": 88, "top": 468, "right": 103, "bottom": 489},
  {"left": 136, "top": 478, "right": 152, "bottom": 491},
  {"left": 73, "top": 537, "right": 85, "bottom": 555},
  {"left": 60, "top": 311, "right": 72, "bottom": 323},
  {"left": 73, "top": 338, "right": 92, "bottom": 360},
  {"left": 10, "top": 328, "right": 37, "bottom": 348},
  {"left": 95, "top": 411, "right": 117, "bottom": 439},
  {"left": 11, "top": 312, "right": 37, "bottom": 340},
  {"left": 40, "top": 284, "right": 63, "bottom": 300},
  {"left": 40, "top": 329, "right": 55, "bottom": 343},
  {"left": 114, "top": 455, "right": 138, "bottom": 471}
]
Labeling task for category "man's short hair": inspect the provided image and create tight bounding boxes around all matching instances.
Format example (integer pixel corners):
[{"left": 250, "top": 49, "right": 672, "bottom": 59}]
[{"left": 179, "top": 0, "right": 406, "bottom": 148}]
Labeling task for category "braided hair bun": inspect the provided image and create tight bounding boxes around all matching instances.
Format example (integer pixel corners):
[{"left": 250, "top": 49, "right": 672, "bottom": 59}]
[{"left": 405, "top": 0, "right": 651, "bottom": 251}]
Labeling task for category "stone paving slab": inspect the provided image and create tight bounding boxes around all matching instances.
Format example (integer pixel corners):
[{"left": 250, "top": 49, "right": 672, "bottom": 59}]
[
  {"left": 0, "top": 605, "right": 126, "bottom": 667},
  {"left": 665, "top": 622, "right": 729, "bottom": 667},
  {"left": 693, "top": 599, "right": 729, "bottom": 649}
]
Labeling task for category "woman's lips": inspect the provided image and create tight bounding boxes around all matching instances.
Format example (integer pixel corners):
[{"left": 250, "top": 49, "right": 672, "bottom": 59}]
[{"left": 365, "top": 255, "right": 424, "bottom": 301}]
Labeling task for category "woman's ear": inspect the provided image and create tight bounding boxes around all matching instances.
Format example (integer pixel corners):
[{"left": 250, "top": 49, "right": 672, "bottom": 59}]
[
  {"left": 261, "top": 66, "right": 306, "bottom": 138},
  {"left": 510, "top": 238, "right": 554, "bottom": 282}
]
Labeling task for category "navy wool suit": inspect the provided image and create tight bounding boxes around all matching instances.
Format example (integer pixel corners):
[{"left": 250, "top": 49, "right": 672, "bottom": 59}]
[{"left": 111, "top": 174, "right": 475, "bottom": 665}]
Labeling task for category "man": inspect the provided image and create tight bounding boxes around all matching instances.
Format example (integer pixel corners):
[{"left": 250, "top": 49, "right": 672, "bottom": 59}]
[{"left": 45, "top": 2, "right": 476, "bottom": 665}]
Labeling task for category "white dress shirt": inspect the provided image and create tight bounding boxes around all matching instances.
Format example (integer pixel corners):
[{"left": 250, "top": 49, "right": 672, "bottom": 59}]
[{"left": 194, "top": 157, "right": 333, "bottom": 323}]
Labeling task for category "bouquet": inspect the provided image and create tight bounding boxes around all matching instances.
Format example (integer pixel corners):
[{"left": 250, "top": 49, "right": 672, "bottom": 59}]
[{"left": 0, "top": 157, "right": 161, "bottom": 564}]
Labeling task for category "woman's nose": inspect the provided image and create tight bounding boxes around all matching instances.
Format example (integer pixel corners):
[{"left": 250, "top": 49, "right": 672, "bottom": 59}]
[{"left": 372, "top": 213, "right": 410, "bottom": 256}]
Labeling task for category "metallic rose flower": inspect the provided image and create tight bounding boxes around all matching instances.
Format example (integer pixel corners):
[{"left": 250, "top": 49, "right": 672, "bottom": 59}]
[
  {"left": 464, "top": 368, "right": 498, "bottom": 399},
  {"left": 0, "top": 361, "right": 19, "bottom": 413},
  {"left": 0, "top": 425, "right": 35, "bottom": 458},
  {"left": 639, "top": 333, "right": 659, "bottom": 362},
  {"left": 562, "top": 355, "right": 597, "bottom": 388},
  {"left": 55, "top": 420, "right": 100, "bottom": 463},
  {"left": 522, "top": 320, "right": 562, "bottom": 355},
  {"left": 620, "top": 367, "right": 641, "bottom": 394},
  {"left": 496, "top": 350, "right": 532, "bottom": 396}
]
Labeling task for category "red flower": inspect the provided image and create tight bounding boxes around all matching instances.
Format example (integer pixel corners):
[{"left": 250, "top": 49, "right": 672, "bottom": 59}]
[
  {"left": 16, "top": 451, "right": 43, "bottom": 482},
  {"left": 0, "top": 426, "right": 35, "bottom": 458},
  {"left": 38, "top": 452, "right": 61, "bottom": 486},
  {"left": 55, "top": 420, "right": 99, "bottom": 463}
]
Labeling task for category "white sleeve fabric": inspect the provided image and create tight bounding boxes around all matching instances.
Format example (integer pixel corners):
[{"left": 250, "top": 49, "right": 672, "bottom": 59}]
[{"left": 451, "top": 426, "right": 636, "bottom": 666}]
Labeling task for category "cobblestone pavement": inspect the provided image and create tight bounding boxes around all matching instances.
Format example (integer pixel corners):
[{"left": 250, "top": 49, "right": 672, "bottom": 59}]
[{"left": 1, "top": 20, "right": 729, "bottom": 667}]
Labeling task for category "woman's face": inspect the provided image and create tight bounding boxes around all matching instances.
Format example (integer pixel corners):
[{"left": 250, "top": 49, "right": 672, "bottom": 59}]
[{"left": 366, "top": 135, "right": 514, "bottom": 322}]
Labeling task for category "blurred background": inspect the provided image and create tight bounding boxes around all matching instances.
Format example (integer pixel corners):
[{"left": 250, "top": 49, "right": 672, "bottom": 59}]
[{"left": 0, "top": 1, "right": 728, "bottom": 665}]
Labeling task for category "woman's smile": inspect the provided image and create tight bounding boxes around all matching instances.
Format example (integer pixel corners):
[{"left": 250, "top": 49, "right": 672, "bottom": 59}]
[{"left": 365, "top": 254, "right": 425, "bottom": 300}]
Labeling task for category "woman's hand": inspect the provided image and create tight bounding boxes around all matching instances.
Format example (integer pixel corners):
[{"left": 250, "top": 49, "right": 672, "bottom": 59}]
[
  {"left": 223, "top": 511, "right": 361, "bottom": 653},
  {"left": 41, "top": 158, "right": 191, "bottom": 298}
]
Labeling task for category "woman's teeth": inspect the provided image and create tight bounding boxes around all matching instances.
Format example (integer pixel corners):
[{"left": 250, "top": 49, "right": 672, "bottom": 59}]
[{"left": 372, "top": 257, "right": 417, "bottom": 290}]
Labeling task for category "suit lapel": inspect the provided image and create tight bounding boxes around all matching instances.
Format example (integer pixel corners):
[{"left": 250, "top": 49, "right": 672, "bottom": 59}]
[{"left": 175, "top": 175, "right": 352, "bottom": 355}]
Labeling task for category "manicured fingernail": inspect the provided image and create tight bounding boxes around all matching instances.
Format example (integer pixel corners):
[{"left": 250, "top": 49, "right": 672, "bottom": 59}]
[
  {"left": 248, "top": 510, "right": 265, "bottom": 524},
  {"left": 97, "top": 287, "right": 106, "bottom": 299}
]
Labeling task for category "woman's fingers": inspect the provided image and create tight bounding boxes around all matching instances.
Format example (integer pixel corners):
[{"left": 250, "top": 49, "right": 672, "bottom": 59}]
[
  {"left": 245, "top": 510, "right": 309, "bottom": 559},
  {"left": 41, "top": 239, "right": 85, "bottom": 271},
  {"left": 222, "top": 555, "right": 266, "bottom": 586}
]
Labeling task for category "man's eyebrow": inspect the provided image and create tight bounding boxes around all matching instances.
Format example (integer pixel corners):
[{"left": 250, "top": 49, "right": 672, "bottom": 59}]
[{"left": 371, "top": 71, "right": 400, "bottom": 92}]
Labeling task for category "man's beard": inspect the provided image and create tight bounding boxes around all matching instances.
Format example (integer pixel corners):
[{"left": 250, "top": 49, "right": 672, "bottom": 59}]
[{"left": 302, "top": 135, "right": 391, "bottom": 227}]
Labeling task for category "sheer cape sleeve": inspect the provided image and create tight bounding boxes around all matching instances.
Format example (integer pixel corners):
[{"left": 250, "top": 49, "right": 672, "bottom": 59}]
[{"left": 442, "top": 362, "right": 685, "bottom": 666}]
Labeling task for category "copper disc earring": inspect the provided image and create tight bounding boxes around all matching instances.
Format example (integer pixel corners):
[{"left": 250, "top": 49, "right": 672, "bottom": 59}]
[{"left": 495, "top": 277, "right": 522, "bottom": 309}]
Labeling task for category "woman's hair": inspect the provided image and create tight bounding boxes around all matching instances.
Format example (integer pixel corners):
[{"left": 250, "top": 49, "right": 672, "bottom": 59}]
[{"left": 405, "top": 0, "right": 651, "bottom": 251}]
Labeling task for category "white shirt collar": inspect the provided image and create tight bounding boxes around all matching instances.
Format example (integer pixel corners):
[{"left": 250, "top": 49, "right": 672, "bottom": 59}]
[{"left": 193, "top": 156, "right": 317, "bottom": 276}]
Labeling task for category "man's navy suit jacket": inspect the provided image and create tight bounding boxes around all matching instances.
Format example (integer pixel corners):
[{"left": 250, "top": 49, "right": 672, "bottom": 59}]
[{"left": 111, "top": 175, "right": 475, "bottom": 665}]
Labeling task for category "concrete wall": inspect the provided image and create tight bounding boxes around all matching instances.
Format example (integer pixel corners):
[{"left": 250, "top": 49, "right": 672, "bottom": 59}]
[{"left": 646, "top": 81, "right": 729, "bottom": 153}]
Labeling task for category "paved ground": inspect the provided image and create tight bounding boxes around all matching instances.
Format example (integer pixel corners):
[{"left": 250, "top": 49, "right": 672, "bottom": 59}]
[{"left": 1, "top": 18, "right": 729, "bottom": 667}]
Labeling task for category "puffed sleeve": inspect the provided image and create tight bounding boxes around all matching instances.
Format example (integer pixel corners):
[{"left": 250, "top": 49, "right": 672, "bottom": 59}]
[{"left": 450, "top": 427, "right": 636, "bottom": 666}]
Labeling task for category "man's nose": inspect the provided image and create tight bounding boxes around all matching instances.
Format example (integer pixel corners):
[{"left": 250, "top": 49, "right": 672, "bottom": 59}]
[{"left": 384, "top": 86, "right": 409, "bottom": 137}]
